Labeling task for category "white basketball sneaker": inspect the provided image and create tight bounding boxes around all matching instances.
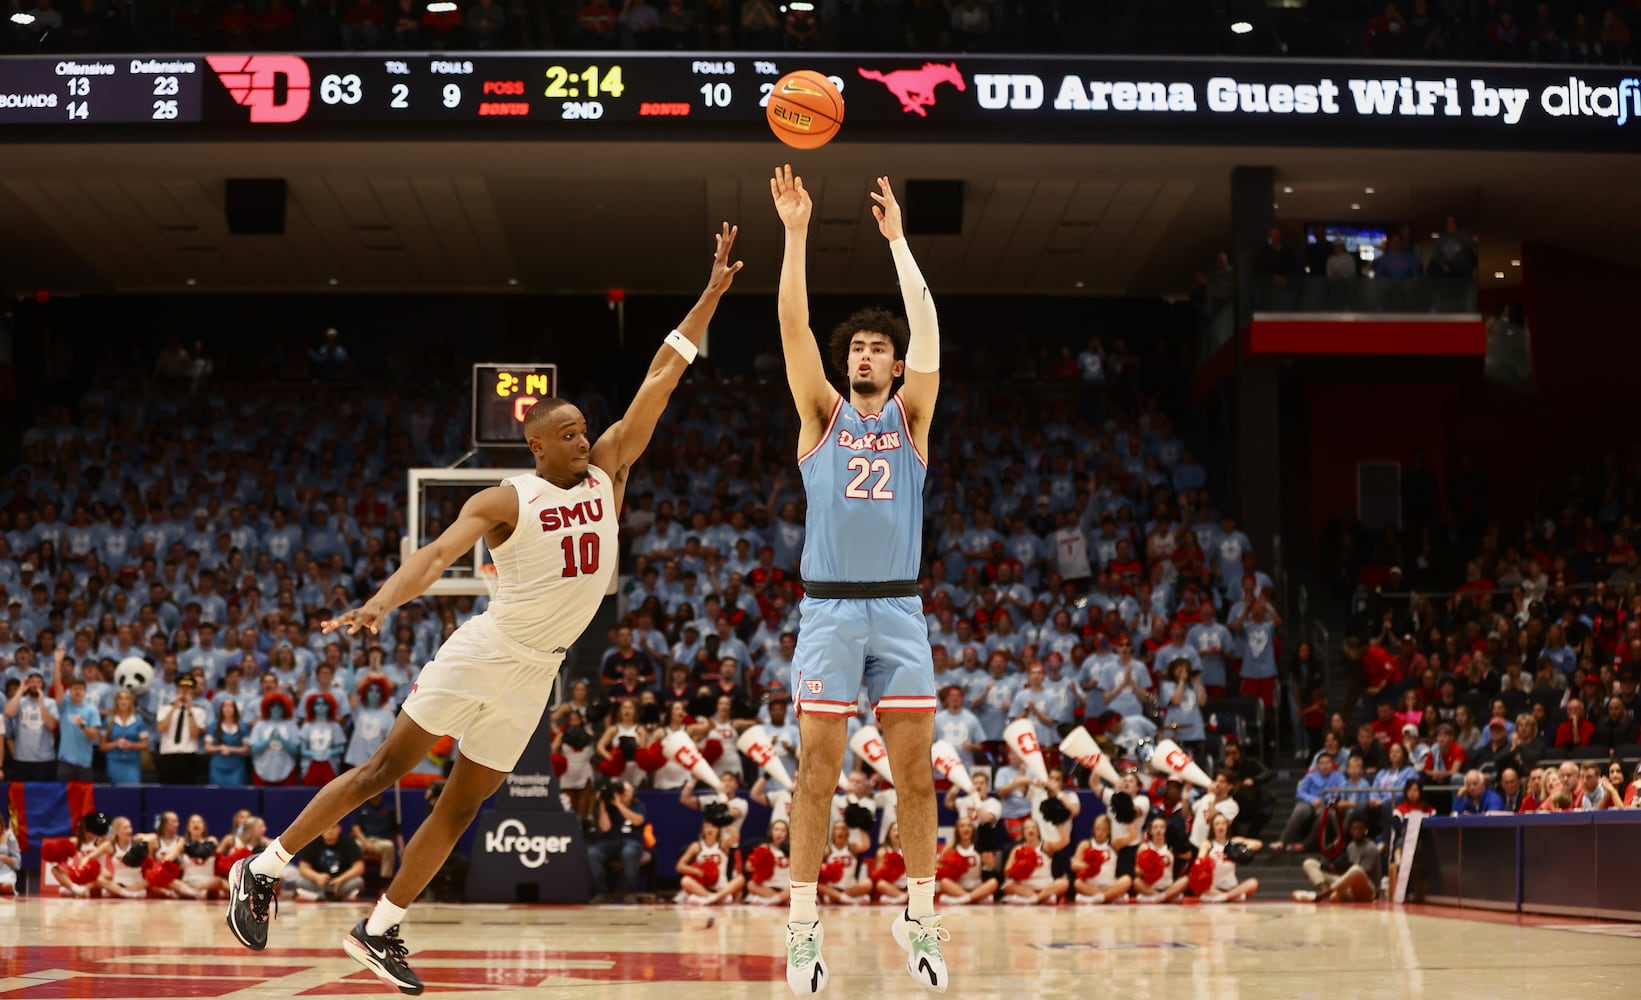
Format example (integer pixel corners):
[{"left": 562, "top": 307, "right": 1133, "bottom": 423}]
[
  {"left": 890, "top": 910, "right": 951, "bottom": 993},
  {"left": 786, "top": 920, "right": 828, "bottom": 995}
]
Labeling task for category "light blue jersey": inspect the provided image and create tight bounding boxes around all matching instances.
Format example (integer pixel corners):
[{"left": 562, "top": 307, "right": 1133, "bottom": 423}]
[{"left": 798, "top": 394, "right": 927, "bottom": 584}]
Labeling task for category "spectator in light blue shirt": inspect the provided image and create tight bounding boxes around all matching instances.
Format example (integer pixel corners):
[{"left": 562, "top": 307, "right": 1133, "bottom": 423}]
[
  {"left": 1274, "top": 752, "right": 1345, "bottom": 851},
  {"left": 56, "top": 679, "right": 102, "bottom": 781}
]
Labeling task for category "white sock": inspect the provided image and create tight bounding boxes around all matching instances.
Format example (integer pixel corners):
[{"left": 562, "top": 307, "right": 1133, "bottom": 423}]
[
  {"left": 250, "top": 839, "right": 292, "bottom": 879},
  {"left": 366, "top": 897, "right": 408, "bottom": 936},
  {"left": 907, "top": 877, "right": 936, "bottom": 919},
  {"left": 789, "top": 881, "right": 818, "bottom": 924}
]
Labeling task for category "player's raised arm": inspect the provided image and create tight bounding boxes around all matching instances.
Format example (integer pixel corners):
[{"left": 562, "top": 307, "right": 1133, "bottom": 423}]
[
  {"left": 870, "top": 176, "right": 939, "bottom": 454},
  {"left": 322, "top": 485, "right": 517, "bottom": 635},
  {"left": 592, "top": 222, "right": 743, "bottom": 484},
  {"left": 771, "top": 164, "right": 839, "bottom": 439}
]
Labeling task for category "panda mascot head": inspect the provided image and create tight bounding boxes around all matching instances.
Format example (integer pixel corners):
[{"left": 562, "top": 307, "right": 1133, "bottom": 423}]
[{"left": 114, "top": 656, "right": 154, "bottom": 695}]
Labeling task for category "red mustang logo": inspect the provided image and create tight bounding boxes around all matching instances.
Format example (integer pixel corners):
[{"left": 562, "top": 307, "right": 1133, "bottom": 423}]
[{"left": 857, "top": 62, "right": 966, "bottom": 117}]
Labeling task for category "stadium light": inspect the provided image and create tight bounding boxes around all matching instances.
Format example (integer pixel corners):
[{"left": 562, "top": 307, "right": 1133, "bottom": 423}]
[
  {"left": 1230, "top": 20, "right": 1253, "bottom": 34},
  {"left": 10, "top": 11, "right": 35, "bottom": 23},
  {"left": 426, "top": 2, "right": 457, "bottom": 11}
]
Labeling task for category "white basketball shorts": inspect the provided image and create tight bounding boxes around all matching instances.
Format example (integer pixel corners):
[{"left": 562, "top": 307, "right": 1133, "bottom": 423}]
[{"left": 400, "top": 613, "right": 564, "bottom": 773}]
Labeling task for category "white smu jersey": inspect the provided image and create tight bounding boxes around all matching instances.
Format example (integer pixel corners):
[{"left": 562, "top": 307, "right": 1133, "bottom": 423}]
[{"left": 487, "top": 469, "right": 618, "bottom": 653}]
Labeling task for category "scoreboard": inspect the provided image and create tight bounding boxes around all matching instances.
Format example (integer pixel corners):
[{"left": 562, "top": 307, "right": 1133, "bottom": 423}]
[
  {"left": 473, "top": 362, "right": 557, "bottom": 449},
  {"left": 1, "top": 53, "right": 1639, "bottom": 149}
]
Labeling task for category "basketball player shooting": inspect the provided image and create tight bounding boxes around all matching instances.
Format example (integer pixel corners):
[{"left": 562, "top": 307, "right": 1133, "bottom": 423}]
[
  {"left": 769, "top": 165, "right": 949, "bottom": 995},
  {"left": 225, "top": 224, "right": 744, "bottom": 996}
]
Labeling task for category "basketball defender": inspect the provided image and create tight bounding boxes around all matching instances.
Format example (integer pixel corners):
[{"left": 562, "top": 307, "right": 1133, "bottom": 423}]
[
  {"left": 225, "top": 225, "right": 744, "bottom": 995},
  {"left": 769, "top": 166, "right": 948, "bottom": 994}
]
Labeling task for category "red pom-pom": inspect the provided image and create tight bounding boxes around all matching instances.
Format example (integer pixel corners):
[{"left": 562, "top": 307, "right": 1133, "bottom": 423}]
[
  {"left": 1136, "top": 848, "right": 1166, "bottom": 885},
  {"left": 215, "top": 847, "right": 253, "bottom": 879},
  {"left": 1006, "top": 848, "right": 1041, "bottom": 882},
  {"left": 702, "top": 739, "right": 724, "bottom": 765},
  {"left": 142, "top": 857, "right": 181, "bottom": 889},
  {"left": 936, "top": 849, "right": 968, "bottom": 884},
  {"left": 697, "top": 857, "right": 721, "bottom": 888},
  {"left": 41, "top": 838, "right": 76, "bottom": 865},
  {"left": 551, "top": 753, "right": 569, "bottom": 776},
  {"left": 872, "top": 851, "right": 906, "bottom": 885},
  {"left": 1080, "top": 847, "right": 1105, "bottom": 877},
  {"left": 819, "top": 857, "right": 849, "bottom": 885},
  {"left": 635, "top": 743, "right": 667, "bottom": 772},
  {"left": 597, "top": 755, "right": 627, "bottom": 777},
  {"left": 1189, "top": 856, "right": 1215, "bottom": 894},
  {"left": 749, "top": 845, "right": 777, "bottom": 885},
  {"left": 66, "top": 856, "right": 103, "bottom": 886}
]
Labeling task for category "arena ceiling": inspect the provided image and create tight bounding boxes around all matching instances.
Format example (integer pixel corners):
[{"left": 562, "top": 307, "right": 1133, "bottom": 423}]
[{"left": 0, "top": 141, "right": 1636, "bottom": 298}]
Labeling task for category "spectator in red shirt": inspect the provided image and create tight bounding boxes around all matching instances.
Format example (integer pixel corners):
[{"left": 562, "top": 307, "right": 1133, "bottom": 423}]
[
  {"left": 422, "top": 3, "right": 463, "bottom": 44},
  {"left": 1369, "top": 701, "right": 1401, "bottom": 747},
  {"left": 217, "top": 0, "right": 257, "bottom": 46},
  {"left": 1554, "top": 698, "right": 1595, "bottom": 748},
  {"left": 1454, "top": 561, "right": 1497, "bottom": 605},
  {"left": 1360, "top": 640, "right": 1401, "bottom": 700},
  {"left": 574, "top": 0, "right": 617, "bottom": 43},
  {"left": 783, "top": 2, "right": 817, "bottom": 49},
  {"left": 257, "top": 0, "right": 296, "bottom": 45},
  {"left": 1424, "top": 723, "right": 1465, "bottom": 784},
  {"left": 340, "top": 0, "right": 385, "bottom": 48}
]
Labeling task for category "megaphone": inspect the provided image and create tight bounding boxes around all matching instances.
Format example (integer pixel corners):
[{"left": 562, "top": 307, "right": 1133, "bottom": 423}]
[
  {"left": 848, "top": 724, "right": 894, "bottom": 784},
  {"left": 1059, "top": 726, "right": 1121, "bottom": 785},
  {"left": 661, "top": 729, "right": 724, "bottom": 792},
  {"left": 1003, "top": 719, "right": 1050, "bottom": 783},
  {"left": 930, "top": 740, "right": 974, "bottom": 793},
  {"left": 736, "top": 724, "right": 795, "bottom": 789},
  {"left": 1146, "top": 737, "right": 1212, "bottom": 789}
]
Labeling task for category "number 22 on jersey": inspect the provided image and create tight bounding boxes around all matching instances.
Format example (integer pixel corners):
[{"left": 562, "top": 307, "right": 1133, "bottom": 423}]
[{"left": 843, "top": 456, "right": 894, "bottom": 500}]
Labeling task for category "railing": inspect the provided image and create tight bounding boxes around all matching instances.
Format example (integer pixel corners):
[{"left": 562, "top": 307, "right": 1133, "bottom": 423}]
[{"left": 1251, "top": 277, "right": 1479, "bottom": 316}]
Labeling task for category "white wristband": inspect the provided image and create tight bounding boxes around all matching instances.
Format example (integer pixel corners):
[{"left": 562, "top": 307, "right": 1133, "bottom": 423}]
[{"left": 664, "top": 329, "right": 698, "bottom": 364}]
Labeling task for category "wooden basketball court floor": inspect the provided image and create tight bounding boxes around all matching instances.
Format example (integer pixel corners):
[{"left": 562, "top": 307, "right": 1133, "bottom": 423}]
[{"left": 2, "top": 898, "right": 1639, "bottom": 999}]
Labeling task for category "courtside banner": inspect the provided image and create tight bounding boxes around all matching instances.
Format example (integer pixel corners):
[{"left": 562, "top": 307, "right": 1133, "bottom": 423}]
[{"left": 1, "top": 52, "right": 1637, "bottom": 149}]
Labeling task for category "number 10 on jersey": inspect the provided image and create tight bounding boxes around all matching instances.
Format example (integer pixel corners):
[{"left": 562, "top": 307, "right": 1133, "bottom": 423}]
[{"left": 560, "top": 533, "right": 600, "bottom": 577}]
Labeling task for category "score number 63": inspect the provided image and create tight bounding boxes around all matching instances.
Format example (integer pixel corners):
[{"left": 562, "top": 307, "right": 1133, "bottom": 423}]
[{"left": 320, "top": 74, "right": 463, "bottom": 109}]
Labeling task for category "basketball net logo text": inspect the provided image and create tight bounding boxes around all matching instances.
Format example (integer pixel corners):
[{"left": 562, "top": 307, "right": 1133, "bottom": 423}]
[
  {"left": 857, "top": 62, "right": 966, "bottom": 118},
  {"left": 206, "top": 54, "right": 311, "bottom": 123}
]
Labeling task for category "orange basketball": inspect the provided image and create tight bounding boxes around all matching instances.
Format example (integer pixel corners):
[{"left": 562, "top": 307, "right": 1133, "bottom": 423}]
[{"left": 766, "top": 70, "right": 844, "bottom": 150}]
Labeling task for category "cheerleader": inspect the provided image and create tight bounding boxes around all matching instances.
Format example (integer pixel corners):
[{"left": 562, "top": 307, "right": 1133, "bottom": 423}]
[
  {"left": 99, "top": 816, "right": 148, "bottom": 900},
  {"left": 702, "top": 694, "right": 753, "bottom": 781},
  {"left": 176, "top": 814, "right": 226, "bottom": 899},
  {"left": 817, "top": 819, "right": 873, "bottom": 904},
  {"left": 1100, "top": 773, "right": 1151, "bottom": 880},
  {"left": 1002, "top": 819, "right": 1069, "bottom": 905},
  {"left": 744, "top": 819, "right": 792, "bottom": 906},
  {"left": 937, "top": 817, "right": 999, "bottom": 906},
  {"left": 1031, "top": 768, "right": 1081, "bottom": 854},
  {"left": 49, "top": 813, "right": 111, "bottom": 898},
  {"left": 1195, "top": 813, "right": 1261, "bottom": 903},
  {"left": 650, "top": 702, "right": 699, "bottom": 791},
  {"left": 1071, "top": 815, "right": 1132, "bottom": 905},
  {"left": 597, "top": 700, "right": 645, "bottom": 787},
  {"left": 675, "top": 820, "right": 745, "bottom": 906},
  {"left": 750, "top": 773, "right": 793, "bottom": 827},
  {"left": 680, "top": 773, "right": 749, "bottom": 849},
  {"left": 142, "top": 811, "right": 190, "bottom": 899},
  {"left": 554, "top": 709, "right": 598, "bottom": 817},
  {"left": 871, "top": 822, "right": 909, "bottom": 905},
  {"left": 1132, "top": 815, "right": 1188, "bottom": 903}
]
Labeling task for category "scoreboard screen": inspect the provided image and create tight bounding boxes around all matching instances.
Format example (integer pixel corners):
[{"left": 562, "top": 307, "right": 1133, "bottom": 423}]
[
  {"left": 473, "top": 363, "right": 558, "bottom": 449},
  {"left": 2, "top": 52, "right": 1639, "bottom": 149}
]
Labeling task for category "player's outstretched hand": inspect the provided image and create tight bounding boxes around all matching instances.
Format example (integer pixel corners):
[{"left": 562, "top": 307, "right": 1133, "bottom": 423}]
[
  {"left": 322, "top": 604, "right": 385, "bottom": 636},
  {"left": 869, "top": 175, "right": 904, "bottom": 243},
  {"left": 708, "top": 222, "right": 744, "bottom": 294},
  {"left": 770, "top": 164, "right": 812, "bottom": 231}
]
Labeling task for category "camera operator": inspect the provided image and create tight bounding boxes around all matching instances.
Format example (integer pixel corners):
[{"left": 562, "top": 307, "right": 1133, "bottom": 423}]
[
  {"left": 585, "top": 778, "right": 649, "bottom": 902},
  {"left": 3, "top": 670, "right": 58, "bottom": 781}
]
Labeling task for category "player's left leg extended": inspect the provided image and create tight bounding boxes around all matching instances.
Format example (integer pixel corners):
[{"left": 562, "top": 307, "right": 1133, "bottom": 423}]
[{"left": 344, "top": 750, "right": 508, "bottom": 996}]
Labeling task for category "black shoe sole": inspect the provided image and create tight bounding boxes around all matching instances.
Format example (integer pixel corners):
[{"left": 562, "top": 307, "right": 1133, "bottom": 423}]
[{"left": 343, "top": 932, "right": 424, "bottom": 996}]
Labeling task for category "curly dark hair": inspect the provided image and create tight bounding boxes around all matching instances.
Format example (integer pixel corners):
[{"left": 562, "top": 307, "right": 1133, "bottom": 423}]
[{"left": 828, "top": 307, "right": 910, "bottom": 379}]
